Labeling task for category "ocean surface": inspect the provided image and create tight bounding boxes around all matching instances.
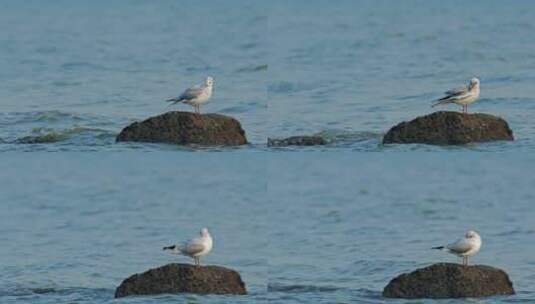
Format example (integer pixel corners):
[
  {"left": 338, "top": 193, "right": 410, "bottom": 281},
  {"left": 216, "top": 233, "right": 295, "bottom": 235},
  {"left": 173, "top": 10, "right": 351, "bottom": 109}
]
[
  {"left": 2, "top": 154, "right": 535, "bottom": 303},
  {"left": 2, "top": 1, "right": 535, "bottom": 304},
  {"left": 1, "top": 0, "right": 535, "bottom": 151}
]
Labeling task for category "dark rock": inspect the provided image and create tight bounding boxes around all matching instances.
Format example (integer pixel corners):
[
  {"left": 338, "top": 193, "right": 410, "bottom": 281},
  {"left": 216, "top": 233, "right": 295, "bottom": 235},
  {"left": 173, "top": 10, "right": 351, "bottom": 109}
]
[
  {"left": 383, "top": 263, "right": 515, "bottom": 299},
  {"left": 116, "top": 111, "right": 247, "bottom": 146},
  {"left": 17, "top": 132, "right": 69, "bottom": 144},
  {"left": 383, "top": 111, "right": 514, "bottom": 145},
  {"left": 268, "top": 136, "right": 327, "bottom": 147},
  {"left": 115, "top": 263, "right": 247, "bottom": 298}
]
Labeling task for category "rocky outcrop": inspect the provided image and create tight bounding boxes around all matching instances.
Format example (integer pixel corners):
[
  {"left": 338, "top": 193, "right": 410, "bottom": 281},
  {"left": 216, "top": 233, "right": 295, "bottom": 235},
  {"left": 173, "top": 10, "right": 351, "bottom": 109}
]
[
  {"left": 267, "top": 136, "right": 326, "bottom": 147},
  {"left": 116, "top": 111, "right": 247, "bottom": 146},
  {"left": 115, "top": 263, "right": 247, "bottom": 298},
  {"left": 383, "top": 263, "right": 515, "bottom": 299},
  {"left": 383, "top": 111, "right": 514, "bottom": 145},
  {"left": 16, "top": 132, "right": 69, "bottom": 144}
]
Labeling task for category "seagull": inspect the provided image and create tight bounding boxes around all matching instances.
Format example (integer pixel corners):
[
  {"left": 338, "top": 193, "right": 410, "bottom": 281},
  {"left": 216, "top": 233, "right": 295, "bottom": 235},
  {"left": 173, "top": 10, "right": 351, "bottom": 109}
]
[
  {"left": 432, "top": 230, "right": 482, "bottom": 266},
  {"left": 163, "top": 227, "right": 213, "bottom": 266},
  {"left": 166, "top": 77, "right": 214, "bottom": 114},
  {"left": 432, "top": 77, "right": 480, "bottom": 113}
]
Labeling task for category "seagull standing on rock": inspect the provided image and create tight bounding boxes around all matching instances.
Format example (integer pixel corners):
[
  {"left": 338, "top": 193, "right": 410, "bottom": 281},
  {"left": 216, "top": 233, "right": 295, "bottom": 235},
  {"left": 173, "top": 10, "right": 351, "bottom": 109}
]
[
  {"left": 432, "top": 77, "right": 480, "bottom": 113},
  {"left": 163, "top": 228, "right": 213, "bottom": 266},
  {"left": 432, "top": 230, "right": 482, "bottom": 266},
  {"left": 166, "top": 77, "right": 214, "bottom": 114}
]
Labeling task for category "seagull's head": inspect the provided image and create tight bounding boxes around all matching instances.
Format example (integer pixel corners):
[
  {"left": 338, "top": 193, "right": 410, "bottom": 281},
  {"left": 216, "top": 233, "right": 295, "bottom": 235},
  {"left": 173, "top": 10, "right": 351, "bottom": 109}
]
[
  {"left": 469, "top": 77, "right": 480, "bottom": 88},
  {"left": 205, "top": 77, "right": 214, "bottom": 87},
  {"left": 465, "top": 230, "right": 480, "bottom": 240},
  {"left": 200, "top": 227, "right": 210, "bottom": 237}
]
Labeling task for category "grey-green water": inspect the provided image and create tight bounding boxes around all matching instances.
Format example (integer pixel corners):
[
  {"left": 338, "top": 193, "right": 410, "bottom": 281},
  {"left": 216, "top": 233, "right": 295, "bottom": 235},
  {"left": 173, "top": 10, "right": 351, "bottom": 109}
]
[{"left": 2, "top": 1, "right": 535, "bottom": 303}]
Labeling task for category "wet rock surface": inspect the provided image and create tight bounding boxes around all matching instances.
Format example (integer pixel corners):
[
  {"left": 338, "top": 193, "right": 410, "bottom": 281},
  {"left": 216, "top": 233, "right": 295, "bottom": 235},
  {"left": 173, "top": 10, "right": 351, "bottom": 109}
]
[
  {"left": 115, "top": 263, "right": 247, "bottom": 298},
  {"left": 116, "top": 111, "right": 247, "bottom": 146},
  {"left": 383, "top": 111, "right": 514, "bottom": 145},
  {"left": 267, "top": 135, "right": 327, "bottom": 147},
  {"left": 383, "top": 263, "right": 515, "bottom": 299}
]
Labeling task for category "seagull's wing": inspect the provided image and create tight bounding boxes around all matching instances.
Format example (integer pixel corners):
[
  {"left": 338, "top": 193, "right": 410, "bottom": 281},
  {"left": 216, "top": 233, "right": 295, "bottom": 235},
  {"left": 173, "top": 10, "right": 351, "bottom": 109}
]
[
  {"left": 432, "top": 84, "right": 470, "bottom": 107},
  {"left": 181, "top": 237, "right": 206, "bottom": 255},
  {"left": 444, "top": 85, "right": 469, "bottom": 96},
  {"left": 178, "top": 86, "right": 204, "bottom": 101},
  {"left": 446, "top": 92, "right": 473, "bottom": 101},
  {"left": 166, "top": 85, "right": 204, "bottom": 104},
  {"left": 446, "top": 238, "right": 473, "bottom": 254}
]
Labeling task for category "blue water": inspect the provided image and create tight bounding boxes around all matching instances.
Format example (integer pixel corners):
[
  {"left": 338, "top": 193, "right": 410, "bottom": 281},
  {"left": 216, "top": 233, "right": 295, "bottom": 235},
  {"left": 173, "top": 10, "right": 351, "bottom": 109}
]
[
  {"left": 1, "top": 154, "right": 535, "bottom": 303},
  {"left": 1, "top": 1, "right": 535, "bottom": 304},
  {"left": 0, "top": 154, "right": 269, "bottom": 303},
  {"left": 0, "top": 0, "right": 267, "bottom": 151},
  {"left": 1, "top": 0, "right": 535, "bottom": 151},
  {"left": 268, "top": 0, "right": 535, "bottom": 151}
]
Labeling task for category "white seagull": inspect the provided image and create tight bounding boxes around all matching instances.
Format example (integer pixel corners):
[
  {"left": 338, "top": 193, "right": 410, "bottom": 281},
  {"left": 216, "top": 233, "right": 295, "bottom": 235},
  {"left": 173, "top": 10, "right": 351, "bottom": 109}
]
[
  {"left": 432, "top": 230, "right": 482, "bottom": 266},
  {"left": 432, "top": 77, "right": 480, "bottom": 113},
  {"left": 163, "top": 227, "right": 213, "bottom": 266},
  {"left": 166, "top": 77, "right": 214, "bottom": 114}
]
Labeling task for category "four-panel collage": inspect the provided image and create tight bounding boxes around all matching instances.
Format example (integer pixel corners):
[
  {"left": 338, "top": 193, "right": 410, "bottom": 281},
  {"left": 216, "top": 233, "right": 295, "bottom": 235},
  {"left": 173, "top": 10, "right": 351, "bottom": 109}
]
[{"left": 2, "top": 1, "right": 535, "bottom": 303}]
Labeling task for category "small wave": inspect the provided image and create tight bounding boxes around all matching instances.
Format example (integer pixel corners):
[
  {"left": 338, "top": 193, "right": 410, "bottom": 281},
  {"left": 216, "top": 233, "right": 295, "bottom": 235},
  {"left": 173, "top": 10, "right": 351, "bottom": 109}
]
[
  {"left": 268, "top": 81, "right": 316, "bottom": 94},
  {"left": 236, "top": 64, "right": 268, "bottom": 73},
  {"left": 492, "top": 229, "right": 535, "bottom": 237},
  {"left": 0, "top": 111, "right": 83, "bottom": 126},
  {"left": 0, "top": 283, "right": 56, "bottom": 297},
  {"left": 239, "top": 42, "right": 260, "bottom": 50},
  {"left": 314, "top": 130, "right": 382, "bottom": 144},
  {"left": 16, "top": 132, "right": 69, "bottom": 144},
  {"left": 35, "top": 46, "right": 58, "bottom": 54},
  {"left": 32, "top": 287, "right": 56, "bottom": 294},
  {"left": 52, "top": 80, "right": 83, "bottom": 87},
  {"left": 220, "top": 101, "right": 262, "bottom": 113},
  {"left": 61, "top": 61, "right": 106, "bottom": 71},
  {"left": 0, "top": 285, "right": 112, "bottom": 298},
  {"left": 15, "top": 127, "right": 116, "bottom": 145},
  {"left": 268, "top": 283, "right": 340, "bottom": 293},
  {"left": 35, "top": 111, "right": 84, "bottom": 123}
]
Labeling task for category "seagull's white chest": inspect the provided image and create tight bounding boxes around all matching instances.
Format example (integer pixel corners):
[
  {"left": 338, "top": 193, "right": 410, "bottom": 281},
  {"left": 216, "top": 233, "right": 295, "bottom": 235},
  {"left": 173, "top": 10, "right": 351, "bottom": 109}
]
[
  {"left": 465, "top": 239, "right": 481, "bottom": 257},
  {"left": 197, "top": 236, "right": 213, "bottom": 257}
]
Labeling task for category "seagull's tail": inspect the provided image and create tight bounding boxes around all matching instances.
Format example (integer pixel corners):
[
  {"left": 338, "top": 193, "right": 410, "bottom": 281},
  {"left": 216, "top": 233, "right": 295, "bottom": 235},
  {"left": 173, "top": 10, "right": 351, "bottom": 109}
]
[
  {"left": 431, "top": 246, "right": 445, "bottom": 250},
  {"left": 431, "top": 98, "right": 452, "bottom": 108},
  {"left": 166, "top": 98, "right": 183, "bottom": 106},
  {"left": 163, "top": 245, "right": 177, "bottom": 251}
]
